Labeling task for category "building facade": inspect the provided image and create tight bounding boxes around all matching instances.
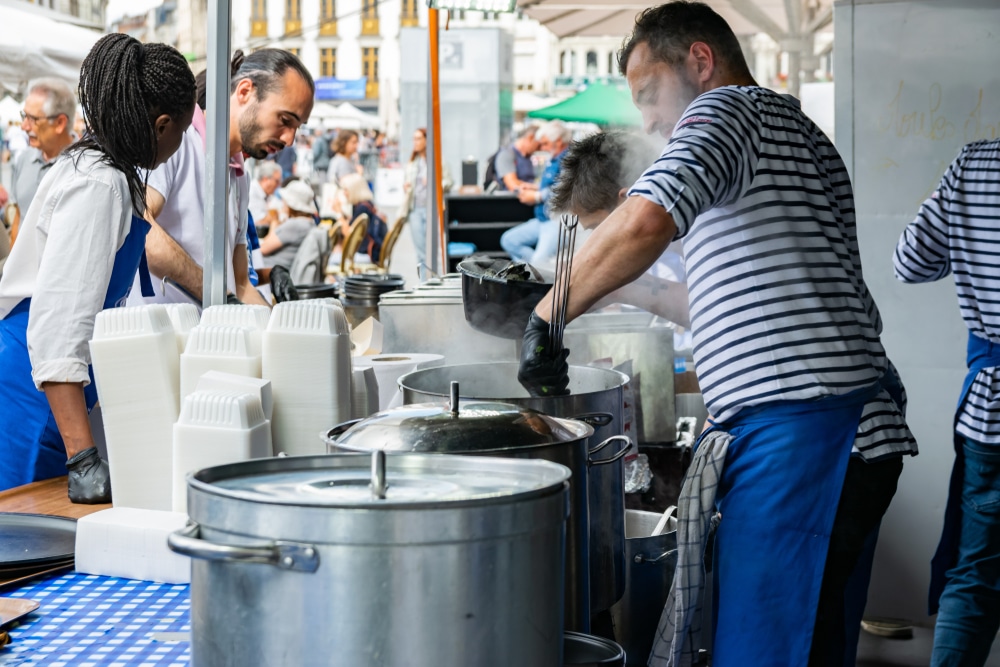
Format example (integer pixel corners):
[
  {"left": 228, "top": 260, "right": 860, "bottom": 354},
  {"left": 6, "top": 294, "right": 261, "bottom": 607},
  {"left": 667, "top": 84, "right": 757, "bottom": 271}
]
[{"left": 18, "top": 0, "right": 106, "bottom": 29}]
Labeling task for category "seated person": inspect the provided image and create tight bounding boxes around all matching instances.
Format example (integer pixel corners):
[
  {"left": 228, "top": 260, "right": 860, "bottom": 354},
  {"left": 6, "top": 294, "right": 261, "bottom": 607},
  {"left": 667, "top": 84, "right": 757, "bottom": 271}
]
[
  {"left": 339, "top": 173, "right": 388, "bottom": 264},
  {"left": 549, "top": 131, "right": 690, "bottom": 327},
  {"left": 259, "top": 179, "right": 317, "bottom": 271}
]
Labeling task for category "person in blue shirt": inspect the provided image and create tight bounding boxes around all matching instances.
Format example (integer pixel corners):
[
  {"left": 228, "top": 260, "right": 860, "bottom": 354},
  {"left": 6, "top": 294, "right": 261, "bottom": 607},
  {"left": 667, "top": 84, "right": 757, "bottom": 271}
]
[{"left": 499, "top": 120, "right": 572, "bottom": 264}]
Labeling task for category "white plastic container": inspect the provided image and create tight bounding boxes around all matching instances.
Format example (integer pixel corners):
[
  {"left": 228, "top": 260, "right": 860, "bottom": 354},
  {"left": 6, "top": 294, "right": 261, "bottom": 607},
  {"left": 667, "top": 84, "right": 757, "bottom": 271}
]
[
  {"left": 351, "top": 365, "right": 379, "bottom": 420},
  {"left": 89, "top": 305, "right": 180, "bottom": 511},
  {"left": 199, "top": 304, "right": 270, "bottom": 354},
  {"left": 263, "top": 300, "right": 351, "bottom": 456},
  {"left": 180, "top": 325, "right": 261, "bottom": 399},
  {"left": 162, "top": 303, "right": 201, "bottom": 355},
  {"left": 75, "top": 508, "right": 191, "bottom": 584},
  {"left": 196, "top": 370, "right": 273, "bottom": 422},
  {"left": 172, "top": 389, "right": 272, "bottom": 513}
]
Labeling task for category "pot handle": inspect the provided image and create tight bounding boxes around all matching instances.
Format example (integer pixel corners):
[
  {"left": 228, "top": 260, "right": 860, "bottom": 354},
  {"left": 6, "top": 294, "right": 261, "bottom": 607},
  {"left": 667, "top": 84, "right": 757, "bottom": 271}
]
[
  {"left": 588, "top": 435, "right": 632, "bottom": 466},
  {"left": 167, "top": 522, "right": 320, "bottom": 573},
  {"left": 573, "top": 412, "right": 614, "bottom": 428},
  {"left": 635, "top": 548, "right": 678, "bottom": 565}
]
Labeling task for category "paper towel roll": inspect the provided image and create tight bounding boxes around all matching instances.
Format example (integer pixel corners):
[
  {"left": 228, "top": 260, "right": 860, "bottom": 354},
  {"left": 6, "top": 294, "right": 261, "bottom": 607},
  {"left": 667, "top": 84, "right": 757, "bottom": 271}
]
[{"left": 354, "top": 353, "right": 444, "bottom": 410}]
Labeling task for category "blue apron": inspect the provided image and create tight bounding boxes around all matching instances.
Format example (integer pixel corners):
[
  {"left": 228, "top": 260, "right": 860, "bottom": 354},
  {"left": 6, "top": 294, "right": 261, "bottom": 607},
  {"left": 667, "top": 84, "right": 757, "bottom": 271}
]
[
  {"left": 709, "top": 381, "right": 882, "bottom": 667},
  {"left": 928, "top": 331, "right": 1000, "bottom": 613},
  {"left": 0, "top": 215, "right": 153, "bottom": 491}
]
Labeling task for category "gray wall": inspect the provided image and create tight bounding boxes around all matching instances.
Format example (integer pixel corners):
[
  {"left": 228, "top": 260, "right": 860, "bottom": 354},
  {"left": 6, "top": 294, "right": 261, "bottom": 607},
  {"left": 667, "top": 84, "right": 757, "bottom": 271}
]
[{"left": 835, "top": 0, "right": 1000, "bottom": 623}]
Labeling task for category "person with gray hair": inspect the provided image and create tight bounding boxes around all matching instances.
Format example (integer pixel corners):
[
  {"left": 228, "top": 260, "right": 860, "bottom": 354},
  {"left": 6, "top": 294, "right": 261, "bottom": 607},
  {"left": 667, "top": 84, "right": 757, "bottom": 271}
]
[
  {"left": 491, "top": 124, "right": 539, "bottom": 192},
  {"left": 500, "top": 119, "right": 572, "bottom": 264},
  {"left": 249, "top": 161, "right": 283, "bottom": 231},
  {"left": 5, "top": 77, "right": 76, "bottom": 244}
]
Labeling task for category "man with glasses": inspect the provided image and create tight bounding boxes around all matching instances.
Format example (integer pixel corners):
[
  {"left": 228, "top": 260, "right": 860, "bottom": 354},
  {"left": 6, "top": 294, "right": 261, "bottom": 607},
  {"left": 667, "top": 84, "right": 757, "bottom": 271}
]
[{"left": 6, "top": 78, "right": 76, "bottom": 244}]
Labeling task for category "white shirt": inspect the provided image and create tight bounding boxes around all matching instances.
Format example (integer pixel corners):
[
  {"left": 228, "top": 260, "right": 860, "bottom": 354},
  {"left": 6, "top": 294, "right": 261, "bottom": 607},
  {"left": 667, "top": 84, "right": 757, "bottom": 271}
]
[
  {"left": 630, "top": 86, "right": 916, "bottom": 460},
  {"left": 0, "top": 150, "right": 133, "bottom": 388},
  {"left": 127, "top": 123, "right": 246, "bottom": 304},
  {"left": 248, "top": 179, "right": 269, "bottom": 226},
  {"left": 894, "top": 139, "right": 1000, "bottom": 444}
]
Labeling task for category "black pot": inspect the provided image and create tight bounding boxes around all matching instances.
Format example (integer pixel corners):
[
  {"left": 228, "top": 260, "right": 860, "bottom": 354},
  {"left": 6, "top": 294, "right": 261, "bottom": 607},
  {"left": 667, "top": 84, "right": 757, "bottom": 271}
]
[
  {"left": 564, "top": 632, "right": 626, "bottom": 666},
  {"left": 458, "top": 258, "right": 550, "bottom": 339},
  {"left": 294, "top": 283, "right": 339, "bottom": 300}
]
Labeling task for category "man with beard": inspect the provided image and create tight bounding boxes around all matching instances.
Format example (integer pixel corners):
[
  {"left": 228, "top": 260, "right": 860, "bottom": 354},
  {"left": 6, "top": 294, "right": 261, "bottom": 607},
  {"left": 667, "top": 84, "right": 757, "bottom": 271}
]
[
  {"left": 517, "top": 3, "right": 915, "bottom": 665},
  {"left": 129, "top": 49, "right": 313, "bottom": 306}
]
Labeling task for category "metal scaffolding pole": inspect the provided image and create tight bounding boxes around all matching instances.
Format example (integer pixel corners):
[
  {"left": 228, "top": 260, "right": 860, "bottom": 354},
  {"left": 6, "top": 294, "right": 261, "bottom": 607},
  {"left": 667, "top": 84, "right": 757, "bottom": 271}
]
[{"left": 203, "top": 0, "right": 232, "bottom": 307}]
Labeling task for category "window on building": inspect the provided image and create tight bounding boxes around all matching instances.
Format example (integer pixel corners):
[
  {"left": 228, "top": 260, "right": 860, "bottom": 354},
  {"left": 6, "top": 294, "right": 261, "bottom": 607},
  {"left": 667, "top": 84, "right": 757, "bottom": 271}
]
[
  {"left": 362, "top": 47, "right": 379, "bottom": 98},
  {"left": 586, "top": 51, "right": 598, "bottom": 75},
  {"left": 320, "top": 0, "right": 337, "bottom": 35},
  {"left": 361, "top": 0, "right": 379, "bottom": 35},
  {"left": 251, "top": 0, "right": 268, "bottom": 37},
  {"left": 401, "top": 0, "right": 419, "bottom": 28},
  {"left": 608, "top": 52, "right": 615, "bottom": 76},
  {"left": 559, "top": 50, "right": 567, "bottom": 75},
  {"left": 69, "top": 0, "right": 79, "bottom": 16},
  {"left": 288, "top": 47, "right": 300, "bottom": 58},
  {"left": 320, "top": 48, "right": 337, "bottom": 78},
  {"left": 285, "top": 0, "right": 302, "bottom": 35}
]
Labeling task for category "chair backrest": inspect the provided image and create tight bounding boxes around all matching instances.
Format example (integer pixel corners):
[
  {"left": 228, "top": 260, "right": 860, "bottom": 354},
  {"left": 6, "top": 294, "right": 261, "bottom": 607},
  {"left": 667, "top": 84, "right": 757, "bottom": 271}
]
[
  {"left": 378, "top": 217, "right": 406, "bottom": 270},
  {"left": 341, "top": 213, "right": 369, "bottom": 274},
  {"left": 289, "top": 225, "right": 331, "bottom": 285}
]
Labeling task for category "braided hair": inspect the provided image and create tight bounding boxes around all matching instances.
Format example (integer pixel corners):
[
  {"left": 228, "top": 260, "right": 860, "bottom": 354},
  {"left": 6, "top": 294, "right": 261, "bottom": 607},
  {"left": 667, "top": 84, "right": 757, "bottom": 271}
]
[{"left": 69, "top": 33, "right": 195, "bottom": 215}]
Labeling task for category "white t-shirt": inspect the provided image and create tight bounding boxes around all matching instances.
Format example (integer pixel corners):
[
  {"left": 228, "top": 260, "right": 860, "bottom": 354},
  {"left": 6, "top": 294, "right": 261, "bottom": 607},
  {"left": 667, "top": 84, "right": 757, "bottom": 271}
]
[
  {"left": 0, "top": 150, "right": 133, "bottom": 388},
  {"left": 127, "top": 124, "right": 246, "bottom": 305}
]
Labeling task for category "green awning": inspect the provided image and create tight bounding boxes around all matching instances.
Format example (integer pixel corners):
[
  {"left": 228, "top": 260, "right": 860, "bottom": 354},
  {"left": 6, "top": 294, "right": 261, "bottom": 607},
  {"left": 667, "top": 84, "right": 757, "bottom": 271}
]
[{"left": 527, "top": 82, "right": 641, "bottom": 127}]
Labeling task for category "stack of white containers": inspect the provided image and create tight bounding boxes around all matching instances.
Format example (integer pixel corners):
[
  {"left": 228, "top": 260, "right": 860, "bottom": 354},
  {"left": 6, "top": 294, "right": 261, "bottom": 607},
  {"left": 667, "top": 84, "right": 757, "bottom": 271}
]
[
  {"left": 162, "top": 303, "right": 200, "bottom": 354},
  {"left": 172, "top": 389, "right": 271, "bottom": 512},
  {"left": 89, "top": 305, "right": 180, "bottom": 511},
  {"left": 351, "top": 366, "right": 380, "bottom": 420},
  {"left": 179, "top": 305, "right": 270, "bottom": 399},
  {"left": 263, "top": 300, "right": 352, "bottom": 456}
]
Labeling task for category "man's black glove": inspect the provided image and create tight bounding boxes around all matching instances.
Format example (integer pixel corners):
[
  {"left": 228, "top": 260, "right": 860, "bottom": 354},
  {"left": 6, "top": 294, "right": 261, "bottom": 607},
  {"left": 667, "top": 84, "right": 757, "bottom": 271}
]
[
  {"left": 518, "top": 311, "right": 570, "bottom": 397},
  {"left": 269, "top": 265, "right": 299, "bottom": 303},
  {"left": 66, "top": 447, "right": 112, "bottom": 504}
]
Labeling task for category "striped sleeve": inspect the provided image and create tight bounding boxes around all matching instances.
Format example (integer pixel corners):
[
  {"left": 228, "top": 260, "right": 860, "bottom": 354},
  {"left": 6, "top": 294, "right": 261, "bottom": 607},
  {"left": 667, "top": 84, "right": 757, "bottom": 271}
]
[
  {"left": 628, "top": 88, "right": 761, "bottom": 238},
  {"left": 893, "top": 149, "right": 962, "bottom": 283}
]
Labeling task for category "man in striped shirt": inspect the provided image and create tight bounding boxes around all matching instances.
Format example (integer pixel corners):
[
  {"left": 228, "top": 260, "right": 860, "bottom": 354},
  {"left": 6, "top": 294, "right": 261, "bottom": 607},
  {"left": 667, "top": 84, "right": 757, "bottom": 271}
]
[
  {"left": 517, "top": 2, "right": 916, "bottom": 665},
  {"left": 895, "top": 139, "right": 1000, "bottom": 667}
]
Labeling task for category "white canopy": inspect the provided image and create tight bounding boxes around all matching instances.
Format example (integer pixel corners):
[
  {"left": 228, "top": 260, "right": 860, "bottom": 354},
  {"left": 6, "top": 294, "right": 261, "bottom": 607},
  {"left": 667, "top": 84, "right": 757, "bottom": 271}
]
[
  {"left": 0, "top": 95, "right": 20, "bottom": 125},
  {"left": 0, "top": 2, "right": 102, "bottom": 95}
]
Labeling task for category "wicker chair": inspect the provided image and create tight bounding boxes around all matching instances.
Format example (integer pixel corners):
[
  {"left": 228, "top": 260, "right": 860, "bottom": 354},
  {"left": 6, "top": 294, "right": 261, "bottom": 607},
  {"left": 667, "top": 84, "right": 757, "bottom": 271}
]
[{"left": 333, "top": 213, "right": 369, "bottom": 277}]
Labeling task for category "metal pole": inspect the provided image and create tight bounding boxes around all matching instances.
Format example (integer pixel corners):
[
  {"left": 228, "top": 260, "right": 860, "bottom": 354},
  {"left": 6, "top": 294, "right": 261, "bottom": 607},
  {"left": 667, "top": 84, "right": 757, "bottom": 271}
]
[
  {"left": 427, "top": 7, "right": 446, "bottom": 275},
  {"left": 204, "top": 0, "right": 232, "bottom": 307}
]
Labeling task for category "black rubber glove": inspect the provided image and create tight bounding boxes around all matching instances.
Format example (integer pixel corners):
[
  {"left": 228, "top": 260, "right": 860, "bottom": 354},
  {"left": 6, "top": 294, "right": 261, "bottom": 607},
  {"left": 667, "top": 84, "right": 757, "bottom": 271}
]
[
  {"left": 225, "top": 293, "right": 243, "bottom": 305},
  {"left": 518, "top": 311, "right": 570, "bottom": 397},
  {"left": 269, "top": 265, "right": 299, "bottom": 303},
  {"left": 66, "top": 447, "right": 111, "bottom": 504}
]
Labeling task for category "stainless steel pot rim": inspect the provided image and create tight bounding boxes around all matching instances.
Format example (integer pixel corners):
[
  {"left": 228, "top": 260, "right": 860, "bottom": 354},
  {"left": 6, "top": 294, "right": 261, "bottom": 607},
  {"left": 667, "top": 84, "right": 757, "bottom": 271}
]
[
  {"left": 187, "top": 453, "right": 572, "bottom": 510},
  {"left": 398, "top": 362, "right": 630, "bottom": 399}
]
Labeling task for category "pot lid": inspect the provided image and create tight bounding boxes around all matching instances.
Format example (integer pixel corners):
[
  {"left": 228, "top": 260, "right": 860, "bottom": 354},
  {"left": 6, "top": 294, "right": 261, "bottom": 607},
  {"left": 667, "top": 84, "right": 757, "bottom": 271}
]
[
  {"left": 328, "top": 392, "right": 593, "bottom": 454},
  {"left": 193, "top": 452, "right": 570, "bottom": 508}
]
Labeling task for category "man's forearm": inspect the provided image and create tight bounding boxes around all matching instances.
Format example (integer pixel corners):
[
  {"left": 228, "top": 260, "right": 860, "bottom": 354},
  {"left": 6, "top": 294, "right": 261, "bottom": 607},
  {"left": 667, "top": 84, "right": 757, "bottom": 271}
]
[
  {"left": 42, "top": 382, "right": 93, "bottom": 459},
  {"left": 534, "top": 196, "right": 677, "bottom": 325},
  {"left": 145, "top": 221, "right": 203, "bottom": 296}
]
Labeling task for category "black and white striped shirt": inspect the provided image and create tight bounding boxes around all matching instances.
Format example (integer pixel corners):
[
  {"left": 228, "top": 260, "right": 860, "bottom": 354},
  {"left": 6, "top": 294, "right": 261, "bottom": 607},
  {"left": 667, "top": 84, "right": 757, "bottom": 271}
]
[
  {"left": 630, "top": 86, "right": 916, "bottom": 460},
  {"left": 894, "top": 139, "right": 1000, "bottom": 445}
]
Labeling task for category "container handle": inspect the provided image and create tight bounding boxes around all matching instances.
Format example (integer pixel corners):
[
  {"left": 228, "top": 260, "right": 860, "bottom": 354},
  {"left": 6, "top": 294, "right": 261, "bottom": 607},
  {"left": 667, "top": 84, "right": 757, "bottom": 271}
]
[
  {"left": 634, "top": 548, "right": 678, "bottom": 565},
  {"left": 573, "top": 412, "right": 614, "bottom": 428},
  {"left": 167, "top": 522, "right": 320, "bottom": 573},
  {"left": 588, "top": 435, "right": 631, "bottom": 466}
]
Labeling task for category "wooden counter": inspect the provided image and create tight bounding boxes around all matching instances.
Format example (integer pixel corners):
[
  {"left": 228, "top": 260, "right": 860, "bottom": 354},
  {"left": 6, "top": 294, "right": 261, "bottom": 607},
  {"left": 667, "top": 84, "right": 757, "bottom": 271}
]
[{"left": 0, "top": 477, "right": 110, "bottom": 519}]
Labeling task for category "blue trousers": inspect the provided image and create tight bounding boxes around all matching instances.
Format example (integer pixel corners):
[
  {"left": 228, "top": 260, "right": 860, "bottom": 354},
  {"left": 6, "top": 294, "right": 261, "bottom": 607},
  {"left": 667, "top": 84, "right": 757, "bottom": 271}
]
[
  {"left": 501, "top": 218, "right": 540, "bottom": 263},
  {"left": 407, "top": 206, "right": 428, "bottom": 269},
  {"left": 932, "top": 437, "right": 1000, "bottom": 667}
]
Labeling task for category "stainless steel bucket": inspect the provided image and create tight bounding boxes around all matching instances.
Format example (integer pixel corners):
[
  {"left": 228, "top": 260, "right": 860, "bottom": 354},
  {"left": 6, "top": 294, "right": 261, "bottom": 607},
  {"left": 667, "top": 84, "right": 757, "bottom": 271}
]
[
  {"left": 399, "top": 362, "right": 629, "bottom": 614},
  {"left": 169, "top": 453, "right": 570, "bottom": 667},
  {"left": 611, "top": 509, "right": 678, "bottom": 666}
]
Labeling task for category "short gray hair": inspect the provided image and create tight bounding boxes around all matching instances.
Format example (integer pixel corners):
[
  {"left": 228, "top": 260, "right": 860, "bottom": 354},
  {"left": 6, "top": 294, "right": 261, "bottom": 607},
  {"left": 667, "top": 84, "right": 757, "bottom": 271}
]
[
  {"left": 257, "top": 161, "right": 282, "bottom": 181},
  {"left": 536, "top": 120, "right": 572, "bottom": 145},
  {"left": 26, "top": 77, "right": 76, "bottom": 125}
]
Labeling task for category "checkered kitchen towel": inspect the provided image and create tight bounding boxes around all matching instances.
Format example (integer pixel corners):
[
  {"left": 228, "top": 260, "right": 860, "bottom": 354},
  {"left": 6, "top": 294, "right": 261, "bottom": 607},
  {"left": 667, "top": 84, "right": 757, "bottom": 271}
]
[{"left": 648, "top": 429, "right": 731, "bottom": 667}]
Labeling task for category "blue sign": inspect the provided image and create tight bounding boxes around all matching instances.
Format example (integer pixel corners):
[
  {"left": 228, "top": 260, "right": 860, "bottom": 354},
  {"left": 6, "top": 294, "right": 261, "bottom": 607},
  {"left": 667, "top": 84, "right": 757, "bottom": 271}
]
[{"left": 315, "top": 77, "right": 367, "bottom": 101}]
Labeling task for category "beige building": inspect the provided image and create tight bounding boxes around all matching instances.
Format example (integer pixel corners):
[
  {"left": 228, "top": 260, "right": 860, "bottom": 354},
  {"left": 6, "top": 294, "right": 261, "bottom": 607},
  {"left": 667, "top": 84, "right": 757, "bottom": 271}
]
[{"left": 16, "top": 0, "right": 107, "bottom": 29}]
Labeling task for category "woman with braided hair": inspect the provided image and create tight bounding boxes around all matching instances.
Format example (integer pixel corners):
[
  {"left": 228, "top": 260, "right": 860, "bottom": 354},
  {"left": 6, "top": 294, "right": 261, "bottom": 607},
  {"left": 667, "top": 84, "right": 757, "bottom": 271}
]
[{"left": 0, "top": 33, "right": 195, "bottom": 502}]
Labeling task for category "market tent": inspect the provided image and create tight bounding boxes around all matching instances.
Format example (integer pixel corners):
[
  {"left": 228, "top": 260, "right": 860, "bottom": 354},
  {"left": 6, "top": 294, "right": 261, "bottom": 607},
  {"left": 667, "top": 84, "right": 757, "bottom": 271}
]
[
  {"left": 0, "top": 1, "right": 102, "bottom": 95},
  {"left": 334, "top": 103, "right": 381, "bottom": 129},
  {"left": 527, "top": 82, "right": 640, "bottom": 127},
  {"left": 0, "top": 96, "right": 20, "bottom": 125}
]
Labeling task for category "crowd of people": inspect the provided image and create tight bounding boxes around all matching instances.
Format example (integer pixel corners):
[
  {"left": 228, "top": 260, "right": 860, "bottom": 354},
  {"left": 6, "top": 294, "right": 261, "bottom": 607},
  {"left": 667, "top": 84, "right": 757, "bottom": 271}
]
[{"left": 3, "top": 3, "right": 1000, "bottom": 666}]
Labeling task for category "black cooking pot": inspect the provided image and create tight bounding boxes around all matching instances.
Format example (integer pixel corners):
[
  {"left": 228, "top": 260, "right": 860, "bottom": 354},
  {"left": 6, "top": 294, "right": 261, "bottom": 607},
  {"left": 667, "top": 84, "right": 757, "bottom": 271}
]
[
  {"left": 458, "top": 257, "right": 550, "bottom": 339},
  {"left": 343, "top": 274, "right": 405, "bottom": 303},
  {"left": 294, "top": 282, "right": 339, "bottom": 300},
  {"left": 564, "top": 632, "right": 626, "bottom": 666}
]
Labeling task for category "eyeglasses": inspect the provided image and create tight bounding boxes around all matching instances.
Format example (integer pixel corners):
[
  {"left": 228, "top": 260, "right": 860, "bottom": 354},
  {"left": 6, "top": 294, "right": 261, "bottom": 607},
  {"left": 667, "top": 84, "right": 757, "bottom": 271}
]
[{"left": 19, "top": 110, "right": 60, "bottom": 124}]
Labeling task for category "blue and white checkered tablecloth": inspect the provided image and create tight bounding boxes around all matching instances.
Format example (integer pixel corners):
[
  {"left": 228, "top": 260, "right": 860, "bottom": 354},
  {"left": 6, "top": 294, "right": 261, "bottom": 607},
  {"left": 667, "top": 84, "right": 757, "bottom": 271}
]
[{"left": 0, "top": 573, "right": 191, "bottom": 666}]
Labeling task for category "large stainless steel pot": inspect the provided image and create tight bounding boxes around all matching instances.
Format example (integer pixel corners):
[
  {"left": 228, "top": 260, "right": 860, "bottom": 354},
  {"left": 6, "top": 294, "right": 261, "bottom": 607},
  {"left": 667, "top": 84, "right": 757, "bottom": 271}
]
[
  {"left": 168, "top": 453, "right": 570, "bottom": 667},
  {"left": 324, "top": 392, "right": 630, "bottom": 633},
  {"left": 398, "top": 362, "right": 629, "bottom": 614}
]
